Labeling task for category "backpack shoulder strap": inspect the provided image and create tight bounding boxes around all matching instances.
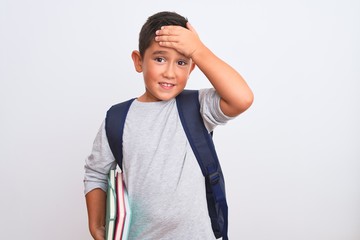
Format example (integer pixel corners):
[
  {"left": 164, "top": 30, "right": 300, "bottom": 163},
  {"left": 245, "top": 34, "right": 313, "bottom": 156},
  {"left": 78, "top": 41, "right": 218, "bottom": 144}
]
[
  {"left": 176, "top": 90, "right": 217, "bottom": 175},
  {"left": 105, "top": 98, "right": 136, "bottom": 170},
  {"left": 176, "top": 89, "right": 229, "bottom": 240}
]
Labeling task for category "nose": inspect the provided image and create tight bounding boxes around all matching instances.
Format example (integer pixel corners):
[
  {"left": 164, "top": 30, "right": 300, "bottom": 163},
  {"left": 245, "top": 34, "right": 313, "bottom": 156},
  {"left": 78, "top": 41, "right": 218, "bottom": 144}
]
[{"left": 163, "top": 63, "right": 175, "bottom": 79}]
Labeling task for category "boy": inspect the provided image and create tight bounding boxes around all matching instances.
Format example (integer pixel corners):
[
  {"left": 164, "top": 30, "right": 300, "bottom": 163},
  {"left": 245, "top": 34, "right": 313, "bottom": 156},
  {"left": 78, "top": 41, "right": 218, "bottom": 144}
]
[{"left": 84, "top": 11, "right": 253, "bottom": 240}]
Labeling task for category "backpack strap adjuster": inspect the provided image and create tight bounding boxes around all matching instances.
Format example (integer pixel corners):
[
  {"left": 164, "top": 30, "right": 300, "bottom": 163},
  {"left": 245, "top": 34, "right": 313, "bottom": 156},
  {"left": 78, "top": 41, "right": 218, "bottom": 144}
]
[{"left": 209, "top": 172, "right": 220, "bottom": 185}]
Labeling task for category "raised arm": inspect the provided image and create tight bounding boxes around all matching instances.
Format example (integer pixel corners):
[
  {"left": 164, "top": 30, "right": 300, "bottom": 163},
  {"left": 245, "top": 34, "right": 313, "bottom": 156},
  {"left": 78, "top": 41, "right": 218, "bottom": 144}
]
[{"left": 155, "top": 22, "right": 254, "bottom": 117}]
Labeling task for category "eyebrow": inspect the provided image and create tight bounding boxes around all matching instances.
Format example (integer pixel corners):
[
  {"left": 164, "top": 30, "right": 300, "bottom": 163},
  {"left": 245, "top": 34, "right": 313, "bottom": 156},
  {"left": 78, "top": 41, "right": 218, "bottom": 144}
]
[
  {"left": 151, "top": 50, "right": 168, "bottom": 55},
  {"left": 151, "top": 50, "right": 190, "bottom": 60}
]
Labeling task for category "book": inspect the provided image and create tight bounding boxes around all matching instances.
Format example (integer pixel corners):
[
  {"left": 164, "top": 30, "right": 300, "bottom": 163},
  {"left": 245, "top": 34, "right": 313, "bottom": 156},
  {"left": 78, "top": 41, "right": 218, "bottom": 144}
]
[
  {"left": 105, "top": 169, "right": 117, "bottom": 240},
  {"left": 121, "top": 187, "right": 132, "bottom": 240},
  {"left": 114, "top": 171, "right": 126, "bottom": 240}
]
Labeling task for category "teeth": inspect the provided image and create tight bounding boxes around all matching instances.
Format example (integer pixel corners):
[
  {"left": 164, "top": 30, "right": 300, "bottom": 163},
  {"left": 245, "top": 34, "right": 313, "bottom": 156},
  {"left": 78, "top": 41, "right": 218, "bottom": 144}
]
[{"left": 160, "top": 82, "right": 174, "bottom": 87}]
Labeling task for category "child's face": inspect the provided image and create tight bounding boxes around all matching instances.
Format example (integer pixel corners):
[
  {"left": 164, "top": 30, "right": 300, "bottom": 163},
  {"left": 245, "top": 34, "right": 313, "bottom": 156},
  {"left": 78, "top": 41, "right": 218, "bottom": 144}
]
[{"left": 132, "top": 41, "right": 195, "bottom": 102}]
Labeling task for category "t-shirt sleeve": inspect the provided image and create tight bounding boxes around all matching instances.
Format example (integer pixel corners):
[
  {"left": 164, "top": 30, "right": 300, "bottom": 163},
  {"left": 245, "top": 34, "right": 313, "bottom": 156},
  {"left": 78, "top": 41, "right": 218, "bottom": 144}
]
[
  {"left": 199, "top": 88, "right": 235, "bottom": 133},
  {"left": 83, "top": 120, "right": 117, "bottom": 195}
]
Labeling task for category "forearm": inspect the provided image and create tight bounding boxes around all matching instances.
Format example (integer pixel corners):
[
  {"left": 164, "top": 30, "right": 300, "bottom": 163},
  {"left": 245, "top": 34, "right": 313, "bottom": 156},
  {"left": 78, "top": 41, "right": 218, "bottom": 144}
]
[
  {"left": 154, "top": 23, "right": 253, "bottom": 116},
  {"left": 85, "top": 188, "right": 106, "bottom": 240},
  {"left": 192, "top": 44, "right": 254, "bottom": 117}
]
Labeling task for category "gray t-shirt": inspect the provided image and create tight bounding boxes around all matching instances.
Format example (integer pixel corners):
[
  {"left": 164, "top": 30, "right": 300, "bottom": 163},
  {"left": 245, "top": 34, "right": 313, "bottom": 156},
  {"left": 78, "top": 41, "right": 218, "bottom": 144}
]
[{"left": 84, "top": 88, "right": 233, "bottom": 239}]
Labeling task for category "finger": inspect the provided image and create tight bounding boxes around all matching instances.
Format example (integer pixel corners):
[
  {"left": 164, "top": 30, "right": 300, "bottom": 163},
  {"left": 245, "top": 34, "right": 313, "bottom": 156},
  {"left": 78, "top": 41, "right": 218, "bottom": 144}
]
[
  {"left": 158, "top": 25, "right": 185, "bottom": 36},
  {"left": 157, "top": 41, "right": 177, "bottom": 48},
  {"left": 156, "top": 26, "right": 174, "bottom": 36},
  {"left": 155, "top": 35, "right": 178, "bottom": 43},
  {"left": 156, "top": 30, "right": 172, "bottom": 37}
]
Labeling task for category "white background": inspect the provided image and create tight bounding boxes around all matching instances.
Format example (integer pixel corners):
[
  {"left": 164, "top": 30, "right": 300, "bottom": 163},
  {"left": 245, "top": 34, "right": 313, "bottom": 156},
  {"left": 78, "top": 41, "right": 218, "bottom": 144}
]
[{"left": 1, "top": 0, "right": 359, "bottom": 239}]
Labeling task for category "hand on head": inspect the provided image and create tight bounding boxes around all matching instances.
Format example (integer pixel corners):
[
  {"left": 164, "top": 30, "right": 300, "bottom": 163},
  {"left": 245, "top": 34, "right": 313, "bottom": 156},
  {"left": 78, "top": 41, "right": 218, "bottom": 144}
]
[{"left": 154, "top": 22, "right": 204, "bottom": 59}]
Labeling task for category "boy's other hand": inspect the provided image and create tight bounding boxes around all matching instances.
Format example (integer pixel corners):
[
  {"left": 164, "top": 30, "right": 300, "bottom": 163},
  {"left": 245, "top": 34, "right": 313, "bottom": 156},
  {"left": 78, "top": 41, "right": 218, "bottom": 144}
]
[
  {"left": 155, "top": 22, "right": 204, "bottom": 59},
  {"left": 91, "top": 225, "right": 105, "bottom": 240}
]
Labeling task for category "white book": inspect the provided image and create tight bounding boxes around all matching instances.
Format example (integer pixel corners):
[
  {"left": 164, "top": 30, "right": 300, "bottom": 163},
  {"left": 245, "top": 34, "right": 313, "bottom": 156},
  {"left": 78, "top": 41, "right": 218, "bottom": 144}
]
[
  {"left": 122, "top": 186, "right": 132, "bottom": 240},
  {"left": 105, "top": 169, "right": 117, "bottom": 240}
]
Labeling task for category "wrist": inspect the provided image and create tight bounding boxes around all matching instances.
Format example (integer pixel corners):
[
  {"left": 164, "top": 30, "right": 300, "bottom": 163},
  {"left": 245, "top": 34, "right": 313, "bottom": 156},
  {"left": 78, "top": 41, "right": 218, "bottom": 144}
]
[{"left": 191, "top": 44, "right": 211, "bottom": 63}]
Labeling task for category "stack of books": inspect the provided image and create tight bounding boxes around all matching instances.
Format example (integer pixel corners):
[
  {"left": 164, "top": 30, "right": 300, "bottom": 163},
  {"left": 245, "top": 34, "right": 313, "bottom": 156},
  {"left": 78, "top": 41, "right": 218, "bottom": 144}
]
[{"left": 105, "top": 169, "right": 131, "bottom": 240}]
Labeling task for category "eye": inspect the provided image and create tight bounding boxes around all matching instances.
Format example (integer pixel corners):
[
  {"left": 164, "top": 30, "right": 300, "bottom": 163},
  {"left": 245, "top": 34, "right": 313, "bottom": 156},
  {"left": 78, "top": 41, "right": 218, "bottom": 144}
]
[
  {"left": 177, "top": 60, "right": 188, "bottom": 66},
  {"left": 154, "top": 57, "right": 165, "bottom": 63}
]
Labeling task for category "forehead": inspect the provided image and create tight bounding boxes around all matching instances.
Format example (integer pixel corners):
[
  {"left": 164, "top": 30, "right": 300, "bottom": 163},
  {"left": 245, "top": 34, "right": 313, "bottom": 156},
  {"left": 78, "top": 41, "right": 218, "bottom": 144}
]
[{"left": 144, "top": 41, "right": 188, "bottom": 59}]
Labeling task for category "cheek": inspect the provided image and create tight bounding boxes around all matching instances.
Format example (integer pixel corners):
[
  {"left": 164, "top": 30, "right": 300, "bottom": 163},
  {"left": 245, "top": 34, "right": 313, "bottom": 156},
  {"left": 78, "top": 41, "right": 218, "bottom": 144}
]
[
  {"left": 178, "top": 69, "right": 191, "bottom": 81},
  {"left": 142, "top": 65, "right": 159, "bottom": 79}
]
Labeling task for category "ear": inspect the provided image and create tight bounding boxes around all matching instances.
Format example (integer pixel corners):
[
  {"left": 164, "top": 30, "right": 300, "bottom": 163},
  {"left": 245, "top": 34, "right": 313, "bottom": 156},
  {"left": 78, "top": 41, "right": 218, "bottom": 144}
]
[
  {"left": 131, "top": 50, "right": 143, "bottom": 73},
  {"left": 189, "top": 61, "right": 196, "bottom": 74}
]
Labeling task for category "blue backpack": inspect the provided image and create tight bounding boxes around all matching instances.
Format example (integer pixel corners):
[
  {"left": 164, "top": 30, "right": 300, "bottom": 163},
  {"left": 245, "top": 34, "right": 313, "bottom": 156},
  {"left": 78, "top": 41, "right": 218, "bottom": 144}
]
[{"left": 105, "top": 89, "right": 229, "bottom": 239}]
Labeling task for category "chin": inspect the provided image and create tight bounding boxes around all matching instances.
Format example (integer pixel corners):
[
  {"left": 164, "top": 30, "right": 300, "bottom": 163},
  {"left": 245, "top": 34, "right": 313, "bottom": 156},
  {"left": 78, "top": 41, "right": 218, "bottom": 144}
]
[
  {"left": 158, "top": 94, "right": 176, "bottom": 101},
  {"left": 143, "top": 87, "right": 185, "bottom": 102}
]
